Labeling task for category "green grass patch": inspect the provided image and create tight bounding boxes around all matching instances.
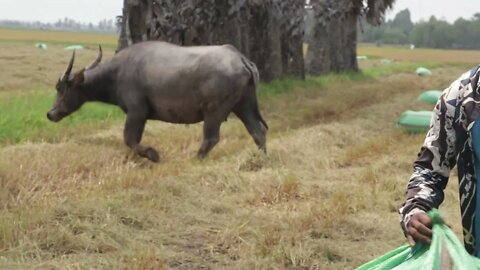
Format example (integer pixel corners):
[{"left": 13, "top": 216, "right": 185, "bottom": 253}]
[
  {"left": 259, "top": 61, "right": 450, "bottom": 99},
  {"left": 363, "top": 61, "right": 463, "bottom": 77},
  {"left": 0, "top": 90, "right": 124, "bottom": 144},
  {"left": 259, "top": 72, "right": 365, "bottom": 98}
]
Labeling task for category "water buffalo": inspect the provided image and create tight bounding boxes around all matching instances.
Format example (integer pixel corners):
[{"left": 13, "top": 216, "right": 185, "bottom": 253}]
[{"left": 47, "top": 42, "right": 268, "bottom": 162}]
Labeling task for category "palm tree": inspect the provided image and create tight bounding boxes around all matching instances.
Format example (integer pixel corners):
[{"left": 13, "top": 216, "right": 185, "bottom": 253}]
[{"left": 305, "top": 0, "right": 395, "bottom": 75}]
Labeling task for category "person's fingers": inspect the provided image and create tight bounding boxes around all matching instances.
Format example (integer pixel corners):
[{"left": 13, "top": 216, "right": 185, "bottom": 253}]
[
  {"left": 417, "top": 213, "right": 433, "bottom": 228},
  {"left": 405, "top": 212, "right": 435, "bottom": 246},
  {"left": 416, "top": 232, "right": 432, "bottom": 244},
  {"left": 406, "top": 234, "right": 416, "bottom": 247},
  {"left": 408, "top": 226, "right": 432, "bottom": 244},
  {"left": 412, "top": 221, "right": 432, "bottom": 238}
]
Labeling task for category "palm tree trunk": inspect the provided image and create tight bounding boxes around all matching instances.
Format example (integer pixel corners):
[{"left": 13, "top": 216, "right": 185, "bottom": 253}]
[
  {"left": 117, "top": 0, "right": 305, "bottom": 81},
  {"left": 281, "top": 0, "right": 305, "bottom": 79},
  {"left": 305, "top": 1, "right": 330, "bottom": 76},
  {"left": 343, "top": 12, "right": 359, "bottom": 72},
  {"left": 306, "top": 0, "right": 360, "bottom": 75}
]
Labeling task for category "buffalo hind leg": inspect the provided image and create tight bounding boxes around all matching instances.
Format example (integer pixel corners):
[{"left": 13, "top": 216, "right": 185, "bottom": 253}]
[
  {"left": 234, "top": 109, "right": 267, "bottom": 153},
  {"left": 124, "top": 110, "right": 160, "bottom": 162},
  {"left": 197, "top": 118, "right": 222, "bottom": 159}
]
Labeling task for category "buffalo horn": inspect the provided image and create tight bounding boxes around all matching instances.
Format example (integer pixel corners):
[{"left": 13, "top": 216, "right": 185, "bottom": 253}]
[
  {"left": 62, "top": 50, "right": 76, "bottom": 81},
  {"left": 86, "top": 45, "right": 102, "bottom": 70}
]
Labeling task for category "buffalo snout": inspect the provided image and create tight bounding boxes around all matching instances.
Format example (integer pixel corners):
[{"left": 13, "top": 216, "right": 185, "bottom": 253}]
[{"left": 47, "top": 110, "right": 61, "bottom": 122}]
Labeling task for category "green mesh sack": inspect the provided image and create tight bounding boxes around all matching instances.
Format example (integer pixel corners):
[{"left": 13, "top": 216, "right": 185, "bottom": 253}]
[
  {"left": 416, "top": 67, "right": 432, "bottom": 76},
  {"left": 356, "top": 209, "right": 480, "bottom": 270},
  {"left": 417, "top": 90, "right": 442, "bottom": 105},
  {"left": 397, "top": 110, "right": 432, "bottom": 133}
]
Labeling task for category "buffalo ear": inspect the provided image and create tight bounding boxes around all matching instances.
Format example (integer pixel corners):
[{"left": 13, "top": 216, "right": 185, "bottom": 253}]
[{"left": 73, "top": 68, "right": 85, "bottom": 86}]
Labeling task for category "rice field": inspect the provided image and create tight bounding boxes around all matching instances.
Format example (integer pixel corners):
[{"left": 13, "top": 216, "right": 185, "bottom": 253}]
[
  {"left": 358, "top": 43, "right": 480, "bottom": 64},
  {"left": 0, "top": 28, "right": 118, "bottom": 46},
  {"left": 0, "top": 28, "right": 474, "bottom": 269}
]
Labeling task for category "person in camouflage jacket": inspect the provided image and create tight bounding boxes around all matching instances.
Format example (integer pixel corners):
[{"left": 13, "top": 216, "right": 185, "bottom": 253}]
[{"left": 400, "top": 65, "right": 480, "bottom": 255}]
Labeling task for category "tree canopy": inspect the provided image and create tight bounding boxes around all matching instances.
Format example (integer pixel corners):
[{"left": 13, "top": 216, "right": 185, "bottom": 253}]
[{"left": 359, "top": 9, "right": 480, "bottom": 49}]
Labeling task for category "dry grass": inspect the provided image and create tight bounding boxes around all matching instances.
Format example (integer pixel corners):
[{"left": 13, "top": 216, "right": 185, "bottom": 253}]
[
  {"left": 0, "top": 36, "right": 470, "bottom": 269},
  {"left": 0, "top": 42, "right": 116, "bottom": 93}
]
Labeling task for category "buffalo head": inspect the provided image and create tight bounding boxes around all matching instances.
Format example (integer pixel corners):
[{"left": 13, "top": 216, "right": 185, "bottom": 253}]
[{"left": 47, "top": 46, "right": 102, "bottom": 122}]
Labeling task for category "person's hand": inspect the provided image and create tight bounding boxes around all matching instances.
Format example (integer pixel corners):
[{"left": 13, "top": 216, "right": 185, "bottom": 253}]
[{"left": 406, "top": 212, "right": 432, "bottom": 246}]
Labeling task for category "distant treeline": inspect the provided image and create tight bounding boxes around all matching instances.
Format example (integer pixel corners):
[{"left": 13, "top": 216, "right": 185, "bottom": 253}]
[
  {"left": 0, "top": 18, "right": 118, "bottom": 33},
  {"left": 358, "top": 9, "right": 480, "bottom": 50}
]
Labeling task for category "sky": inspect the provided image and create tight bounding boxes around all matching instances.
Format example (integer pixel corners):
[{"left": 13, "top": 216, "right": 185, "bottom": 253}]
[
  {"left": 386, "top": 0, "right": 477, "bottom": 23},
  {"left": 0, "top": 0, "right": 123, "bottom": 23},
  {"left": 0, "top": 0, "right": 477, "bottom": 24}
]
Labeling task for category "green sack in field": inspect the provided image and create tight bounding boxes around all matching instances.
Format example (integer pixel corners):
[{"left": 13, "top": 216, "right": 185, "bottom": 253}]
[
  {"left": 416, "top": 67, "right": 432, "bottom": 76},
  {"left": 417, "top": 90, "right": 442, "bottom": 105},
  {"left": 380, "top": 59, "right": 392, "bottom": 65},
  {"left": 356, "top": 209, "right": 480, "bottom": 270},
  {"left": 35, "top": 43, "right": 47, "bottom": 50},
  {"left": 397, "top": 110, "right": 432, "bottom": 133},
  {"left": 64, "top": 45, "right": 84, "bottom": 50}
]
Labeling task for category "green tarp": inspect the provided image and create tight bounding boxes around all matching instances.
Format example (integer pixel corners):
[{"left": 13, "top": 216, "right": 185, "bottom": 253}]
[
  {"left": 356, "top": 209, "right": 480, "bottom": 269},
  {"left": 397, "top": 110, "right": 432, "bottom": 133},
  {"left": 417, "top": 90, "right": 442, "bottom": 105}
]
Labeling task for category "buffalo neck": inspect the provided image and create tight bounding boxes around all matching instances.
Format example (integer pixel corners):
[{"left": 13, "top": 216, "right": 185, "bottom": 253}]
[{"left": 82, "top": 64, "right": 118, "bottom": 105}]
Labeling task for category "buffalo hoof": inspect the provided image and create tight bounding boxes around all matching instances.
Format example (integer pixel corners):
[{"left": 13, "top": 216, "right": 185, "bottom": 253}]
[
  {"left": 197, "top": 150, "right": 208, "bottom": 159},
  {"left": 144, "top": 147, "right": 160, "bottom": 163}
]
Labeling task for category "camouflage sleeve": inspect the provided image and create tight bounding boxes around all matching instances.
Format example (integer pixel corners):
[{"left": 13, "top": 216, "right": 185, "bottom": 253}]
[{"left": 399, "top": 85, "right": 458, "bottom": 233}]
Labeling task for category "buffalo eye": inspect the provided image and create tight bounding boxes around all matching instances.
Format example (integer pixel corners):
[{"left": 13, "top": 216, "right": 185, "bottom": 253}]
[{"left": 55, "top": 79, "right": 62, "bottom": 91}]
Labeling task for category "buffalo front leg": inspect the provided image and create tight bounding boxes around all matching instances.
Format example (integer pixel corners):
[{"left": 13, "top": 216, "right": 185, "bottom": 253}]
[{"left": 124, "top": 112, "right": 160, "bottom": 162}]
